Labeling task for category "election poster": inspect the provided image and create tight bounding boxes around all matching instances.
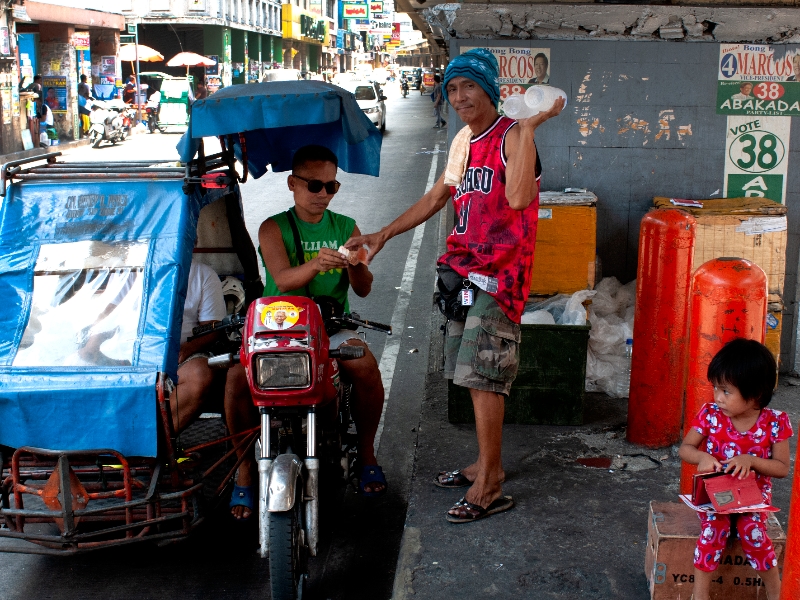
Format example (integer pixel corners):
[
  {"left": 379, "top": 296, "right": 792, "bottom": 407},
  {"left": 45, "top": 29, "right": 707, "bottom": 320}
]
[
  {"left": 42, "top": 76, "right": 67, "bottom": 113},
  {"left": 723, "top": 115, "right": 790, "bottom": 204},
  {"left": 460, "top": 46, "right": 551, "bottom": 112},
  {"left": 717, "top": 44, "right": 800, "bottom": 117}
]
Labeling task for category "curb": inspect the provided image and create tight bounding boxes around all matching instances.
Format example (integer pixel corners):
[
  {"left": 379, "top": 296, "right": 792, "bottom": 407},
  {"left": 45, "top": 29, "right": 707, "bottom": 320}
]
[{"left": 0, "top": 137, "right": 91, "bottom": 165}]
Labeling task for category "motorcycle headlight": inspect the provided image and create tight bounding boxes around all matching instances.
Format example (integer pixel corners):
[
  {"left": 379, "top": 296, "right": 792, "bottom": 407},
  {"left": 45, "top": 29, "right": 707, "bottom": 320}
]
[
  {"left": 255, "top": 353, "right": 311, "bottom": 389},
  {"left": 363, "top": 107, "right": 378, "bottom": 114}
]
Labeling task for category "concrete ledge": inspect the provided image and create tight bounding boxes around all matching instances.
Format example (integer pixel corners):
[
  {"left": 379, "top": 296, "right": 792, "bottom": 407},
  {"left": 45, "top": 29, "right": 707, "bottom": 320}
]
[{"left": 0, "top": 137, "right": 91, "bottom": 165}]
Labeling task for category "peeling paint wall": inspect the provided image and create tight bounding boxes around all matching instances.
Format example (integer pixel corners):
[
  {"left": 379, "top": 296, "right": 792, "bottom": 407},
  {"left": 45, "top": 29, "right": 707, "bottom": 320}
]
[{"left": 446, "top": 38, "right": 800, "bottom": 370}]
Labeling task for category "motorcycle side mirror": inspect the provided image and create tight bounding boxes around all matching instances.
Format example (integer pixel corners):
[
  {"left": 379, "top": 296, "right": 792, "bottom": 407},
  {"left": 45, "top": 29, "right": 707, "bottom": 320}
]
[
  {"left": 329, "top": 346, "right": 365, "bottom": 360},
  {"left": 380, "top": 95, "right": 387, "bottom": 101}
]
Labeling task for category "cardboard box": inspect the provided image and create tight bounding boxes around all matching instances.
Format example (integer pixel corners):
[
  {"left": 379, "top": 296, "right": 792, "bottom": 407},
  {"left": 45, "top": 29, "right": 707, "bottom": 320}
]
[
  {"left": 765, "top": 309, "right": 782, "bottom": 370},
  {"left": 645, "top": 501, "right": 785, "bottom": 600},
  {"left": 530, "top": 192, "right": 597, "bottom": 296},
  {"left": 653, "top": 197, "right": 787, "bottom": 301}
]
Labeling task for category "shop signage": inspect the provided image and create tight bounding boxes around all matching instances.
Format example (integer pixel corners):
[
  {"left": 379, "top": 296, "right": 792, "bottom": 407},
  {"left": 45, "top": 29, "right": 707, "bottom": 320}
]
[
  {"left": 351, "top": 19, "right": 370, "bottom": 32},
  {"left": 391, "top": 23, "right": 401, "bottom": 42},
  {"left": 342, "top": 3, "right": 367, "bottom": 18},
  {"left": 300, "top": 15, "right": 326, "bottom": 41},
  {"left": 369, "top": 1, "right": 383, "bottom": 15},
  {"left": 717, "top": 44, "right": 800, "bottom": 117},
  {"left": 11, "top": 5, "right": 30, "bottom": 21},
  {"left": 72, "top": 32, "right": 90, "bottom": 52},
  {"left": 370, "top": 20, "right": 392, "bottom": 33},
  {"left": 723, "top": 115, "right": 790, "bottom": 204},
  {"left": 0, "top": 28, "right": 8, "bottom": 55}
]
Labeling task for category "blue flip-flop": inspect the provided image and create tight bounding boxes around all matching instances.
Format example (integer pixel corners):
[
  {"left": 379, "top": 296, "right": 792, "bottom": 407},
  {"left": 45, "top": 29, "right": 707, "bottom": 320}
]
[
  {"left": 358, "top": 464, "right": 388, "bottom": 498},
  {"left": 229, "top": 484, "right": 255, "bottom": 520}
]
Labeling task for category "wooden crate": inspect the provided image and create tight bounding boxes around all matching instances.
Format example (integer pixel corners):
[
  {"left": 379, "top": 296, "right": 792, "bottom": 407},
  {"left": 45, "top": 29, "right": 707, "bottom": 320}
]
[
  {"left": 645, "top": 501, "right": 785, "bottom": 600},
  {"left": 530, "top": 192, "right": 597, "bottom": 296},
  {"left": 654, "top": 197, "right": 787, "bottom": 301}
]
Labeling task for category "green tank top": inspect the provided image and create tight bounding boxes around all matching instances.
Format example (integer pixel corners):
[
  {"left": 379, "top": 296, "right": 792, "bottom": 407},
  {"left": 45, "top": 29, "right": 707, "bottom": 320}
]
[{"left": 260, "top": 208, "right": 356, "bottom": 312}]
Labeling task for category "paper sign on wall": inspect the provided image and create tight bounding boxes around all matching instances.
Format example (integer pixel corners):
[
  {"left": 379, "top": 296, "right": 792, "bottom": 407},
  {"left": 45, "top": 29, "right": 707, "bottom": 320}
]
[{"left": 723, "top": 115, "right": 790, "bottom": 204}]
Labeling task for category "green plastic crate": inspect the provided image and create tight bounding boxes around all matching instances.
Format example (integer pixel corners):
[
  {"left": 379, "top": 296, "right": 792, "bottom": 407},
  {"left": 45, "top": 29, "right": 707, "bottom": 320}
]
[{"left": 448, "top": 323, "right": 591, "bottom": 425}]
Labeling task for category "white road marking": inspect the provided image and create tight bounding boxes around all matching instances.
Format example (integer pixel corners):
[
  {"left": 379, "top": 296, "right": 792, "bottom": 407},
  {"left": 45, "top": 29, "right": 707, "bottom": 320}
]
[{"left": 374, "top": 143, "right": 440, "bottom": 454}]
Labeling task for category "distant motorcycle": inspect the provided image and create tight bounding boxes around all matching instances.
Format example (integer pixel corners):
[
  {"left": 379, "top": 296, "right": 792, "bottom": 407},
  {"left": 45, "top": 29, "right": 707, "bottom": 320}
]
[
  {"left": 88, "top": 100, "right": 126, "bottom": 148},
  {"left": 400, "top": 79, "right": 409, "bottom": 98},
  {"left": 146, "top": 96, "right": 164, "bottom": 134}
]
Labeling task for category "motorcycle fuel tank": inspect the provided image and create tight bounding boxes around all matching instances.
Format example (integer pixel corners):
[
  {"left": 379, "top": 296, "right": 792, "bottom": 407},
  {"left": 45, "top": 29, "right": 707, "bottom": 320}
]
[{"left": 241, "top": 296, "right": 339, "bottom": 407}]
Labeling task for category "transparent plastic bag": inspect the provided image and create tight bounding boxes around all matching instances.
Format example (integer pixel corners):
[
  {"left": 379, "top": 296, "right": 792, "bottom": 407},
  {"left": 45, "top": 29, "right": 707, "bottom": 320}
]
[{"left": 559, "top": 289, "right": 596, "bottom": 326}]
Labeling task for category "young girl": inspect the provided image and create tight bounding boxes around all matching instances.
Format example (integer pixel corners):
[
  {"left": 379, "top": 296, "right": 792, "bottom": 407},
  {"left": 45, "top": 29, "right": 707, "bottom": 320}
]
[{"left": 679, "top": 338, "right": 792, "bottom": 600}]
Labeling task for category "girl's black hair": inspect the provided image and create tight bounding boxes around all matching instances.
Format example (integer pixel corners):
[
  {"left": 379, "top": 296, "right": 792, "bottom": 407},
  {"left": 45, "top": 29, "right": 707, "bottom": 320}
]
[{"left": 707, "top": 338, "right": 777, "bottom": 407}]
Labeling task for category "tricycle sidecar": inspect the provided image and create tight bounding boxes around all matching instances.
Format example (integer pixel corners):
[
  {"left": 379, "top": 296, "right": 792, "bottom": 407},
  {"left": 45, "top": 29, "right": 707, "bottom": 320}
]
[{"left": 0, "top": 154, "right": 261, "bottom": 554}]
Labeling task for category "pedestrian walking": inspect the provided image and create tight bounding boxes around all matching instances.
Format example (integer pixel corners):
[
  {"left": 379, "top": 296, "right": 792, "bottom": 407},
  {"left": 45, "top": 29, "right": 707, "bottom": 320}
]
[
  {"left": 432, "top": 74, "right": 446, "bottom": 129},
  {"left": 346, "top": 48, "right": 563, "bottom": 523}
]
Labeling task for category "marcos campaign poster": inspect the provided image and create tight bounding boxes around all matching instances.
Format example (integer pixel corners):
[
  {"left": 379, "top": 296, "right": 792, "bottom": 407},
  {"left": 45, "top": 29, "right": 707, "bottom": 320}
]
[
  {"left": 460, "top": 46, "right": 551, "bottom": 111},
  {"left": 717, "top": 44, "right": 800, "bottom": 117}
]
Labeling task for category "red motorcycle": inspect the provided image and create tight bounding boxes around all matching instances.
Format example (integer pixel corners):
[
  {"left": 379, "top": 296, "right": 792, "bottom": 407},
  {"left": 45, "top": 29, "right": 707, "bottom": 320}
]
[{"left": 206, "top": 295, "right": 390, "bottom": 599}]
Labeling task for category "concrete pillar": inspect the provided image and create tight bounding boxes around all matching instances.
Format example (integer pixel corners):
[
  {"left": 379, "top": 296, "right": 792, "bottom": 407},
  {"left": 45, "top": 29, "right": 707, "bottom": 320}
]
[
  {"left": 38, "top": 23, "right": 78, "bottom": 142},
  {"left": 231, "top": 28, "right": 245, "bottom": 84}
]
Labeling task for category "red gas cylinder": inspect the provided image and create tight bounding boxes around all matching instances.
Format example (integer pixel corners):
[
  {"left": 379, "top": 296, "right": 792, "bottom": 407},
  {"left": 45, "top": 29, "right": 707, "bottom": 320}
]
[
  {"left": 679, "top": 258, "right": 767, "bottom": 494},
  {"left": 779, "top": 449, "right": 800, "bottom": 600},
  {"left": 627, "top": 209, "right": 696, "bottom": 448}
]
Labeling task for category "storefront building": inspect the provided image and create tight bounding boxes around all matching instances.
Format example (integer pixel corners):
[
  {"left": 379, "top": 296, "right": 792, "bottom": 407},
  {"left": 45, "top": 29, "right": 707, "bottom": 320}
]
[
  {"left": 123, "top": 0, "right": 282, "bottom": 91},
  {"left": 281, "top": 3, "right": 328, "bottom": 72},
  {"left": 6, "top": 1, "right": 124, "bottom": 151}
]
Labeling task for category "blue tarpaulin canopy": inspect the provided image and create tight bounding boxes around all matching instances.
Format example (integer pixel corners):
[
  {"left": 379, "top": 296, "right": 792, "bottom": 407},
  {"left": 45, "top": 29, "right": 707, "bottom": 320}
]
[
  {"left": 177, "top": 80, "right": 382, "bottom": 177},
  {"left": 0, "top": 178, "right": 220, "bottom": 457}
]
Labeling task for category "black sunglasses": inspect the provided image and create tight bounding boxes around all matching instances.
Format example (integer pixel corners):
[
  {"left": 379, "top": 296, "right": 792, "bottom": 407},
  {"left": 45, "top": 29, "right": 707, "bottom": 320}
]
[{"left": 292, "top": 174, "right": 341, "bottom": 194}]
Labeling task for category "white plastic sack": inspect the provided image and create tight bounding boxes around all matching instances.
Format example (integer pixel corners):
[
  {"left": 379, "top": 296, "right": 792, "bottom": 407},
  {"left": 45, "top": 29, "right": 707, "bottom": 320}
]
[
  {"left": 615, "top": 279, "right": 637, "bottom": 317},
  {"left": 520, "top": 310, "right": 556, "bottom": 325},
  {"left": 559, "top": 289, "right": 596, "bottom": 326}
]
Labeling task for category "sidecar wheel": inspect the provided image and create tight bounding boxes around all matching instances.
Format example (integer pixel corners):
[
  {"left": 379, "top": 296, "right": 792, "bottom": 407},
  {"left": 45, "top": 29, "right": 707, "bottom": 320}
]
[{"left": 268, "top": 484, "right": 307, "bottom": 600}]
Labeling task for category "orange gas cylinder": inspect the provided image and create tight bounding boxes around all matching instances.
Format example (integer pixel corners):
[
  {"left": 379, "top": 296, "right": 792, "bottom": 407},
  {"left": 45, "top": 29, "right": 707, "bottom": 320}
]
[
  {"left": 679, "top": 258, "right": 767, "bottom": 494},
  {"left": 627, "top": 209, "right": 696, "bottom": 448},
  {"left": 779, "top": 449, "right": 800, "bottom": 600}
]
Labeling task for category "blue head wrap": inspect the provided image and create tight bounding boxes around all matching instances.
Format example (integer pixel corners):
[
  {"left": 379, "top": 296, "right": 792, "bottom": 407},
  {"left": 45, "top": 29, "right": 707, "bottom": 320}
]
[{"left": 443, "top": 48, "right": 500, "bottom": 107}]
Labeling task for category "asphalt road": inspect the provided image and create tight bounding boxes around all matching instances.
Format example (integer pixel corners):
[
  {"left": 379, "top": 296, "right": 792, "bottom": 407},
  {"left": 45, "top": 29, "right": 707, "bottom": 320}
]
[{"left": 0, "top": 84, "right": 448, "bottom": 599}]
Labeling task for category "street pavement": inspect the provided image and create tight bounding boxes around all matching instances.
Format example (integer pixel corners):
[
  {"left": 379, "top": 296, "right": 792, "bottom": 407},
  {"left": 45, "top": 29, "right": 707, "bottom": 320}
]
[{"left": 0, "top": 83, "right": 449, "bottom": 600}]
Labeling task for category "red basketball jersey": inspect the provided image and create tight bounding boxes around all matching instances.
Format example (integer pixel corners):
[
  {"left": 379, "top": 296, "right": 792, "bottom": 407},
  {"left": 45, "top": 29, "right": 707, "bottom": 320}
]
[{"left": 439, "top": 116, "right": 540, "bottom": 323}]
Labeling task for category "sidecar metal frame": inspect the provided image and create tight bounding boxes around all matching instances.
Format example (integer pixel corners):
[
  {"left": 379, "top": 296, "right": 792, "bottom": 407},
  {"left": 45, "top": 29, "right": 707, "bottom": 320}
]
[{"left": 0, "top": 151, "right": 261, "bottom": 555}]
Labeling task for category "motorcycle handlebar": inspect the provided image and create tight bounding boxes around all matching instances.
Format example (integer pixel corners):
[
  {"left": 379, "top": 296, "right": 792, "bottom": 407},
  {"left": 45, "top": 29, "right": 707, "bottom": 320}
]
[
  {"left": 188, "top": 313, "right": 246, "bottom": 341},
  {"left": 333, "top": 313, "right": 392, "bottom": 335},
  {"left": 207, "top": 353, "right": 240, "bottom": 369}
]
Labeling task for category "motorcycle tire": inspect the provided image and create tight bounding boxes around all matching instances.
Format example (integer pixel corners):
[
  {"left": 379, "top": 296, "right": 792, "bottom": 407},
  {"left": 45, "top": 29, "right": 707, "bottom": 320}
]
[
  {"left": 148, "top": 119, "right": 156, "bottom": 134},
  {"left": 268, "top": 483, "right": 308, "bottom": 600},
  {"left": 90, "top": 132, "right": 102, "bottom": 149}
]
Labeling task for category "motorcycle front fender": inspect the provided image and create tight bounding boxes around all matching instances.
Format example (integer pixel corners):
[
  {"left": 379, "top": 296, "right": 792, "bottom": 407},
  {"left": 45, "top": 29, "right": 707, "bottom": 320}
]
[{"left": 267, "top": 453, "right": 304, "bottom": 512}]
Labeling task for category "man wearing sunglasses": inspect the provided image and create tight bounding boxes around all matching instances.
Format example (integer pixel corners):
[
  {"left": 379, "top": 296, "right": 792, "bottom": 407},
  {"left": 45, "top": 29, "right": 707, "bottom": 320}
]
[{"left": 226, "top": 145, "right": 387, "bottom": 520}]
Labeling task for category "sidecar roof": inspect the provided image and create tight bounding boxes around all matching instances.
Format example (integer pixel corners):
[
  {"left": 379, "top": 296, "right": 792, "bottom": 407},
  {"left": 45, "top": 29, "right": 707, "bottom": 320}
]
[{"left": 0, "top": 166, "right": 214, "bottom": 457}]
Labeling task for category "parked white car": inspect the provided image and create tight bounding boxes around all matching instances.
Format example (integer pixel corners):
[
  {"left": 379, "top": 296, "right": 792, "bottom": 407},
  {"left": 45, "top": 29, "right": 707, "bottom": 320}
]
[{"left": 338, "top": 79, "right": 386, "bottom": 132}]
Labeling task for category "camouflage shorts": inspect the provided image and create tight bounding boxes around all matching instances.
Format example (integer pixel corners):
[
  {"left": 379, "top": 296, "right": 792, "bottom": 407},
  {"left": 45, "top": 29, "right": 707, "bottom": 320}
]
[{"left": 443, "top": 289, "right": 521, "bottom": 396}]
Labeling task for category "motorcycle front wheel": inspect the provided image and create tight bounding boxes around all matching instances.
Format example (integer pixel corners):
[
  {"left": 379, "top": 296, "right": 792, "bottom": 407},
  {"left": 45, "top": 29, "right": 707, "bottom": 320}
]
[{"left": 268, "top": 483, "right": 308, "bottom": 600}]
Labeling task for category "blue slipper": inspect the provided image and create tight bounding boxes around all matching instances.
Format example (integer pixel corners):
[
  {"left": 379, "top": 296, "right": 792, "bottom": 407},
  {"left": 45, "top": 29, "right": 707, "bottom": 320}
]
[
  {"left": 358, "top": 464, "right": 388, "bottom": 498},
  {"left": 229, "top": 484, "right": 255, "bottom": 520}
]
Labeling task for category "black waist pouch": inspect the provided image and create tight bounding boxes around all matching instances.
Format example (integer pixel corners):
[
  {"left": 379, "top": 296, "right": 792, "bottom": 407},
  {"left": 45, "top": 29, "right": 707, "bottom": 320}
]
[{"left": 434, "top": 264, "right": 470, "bottom": 322}]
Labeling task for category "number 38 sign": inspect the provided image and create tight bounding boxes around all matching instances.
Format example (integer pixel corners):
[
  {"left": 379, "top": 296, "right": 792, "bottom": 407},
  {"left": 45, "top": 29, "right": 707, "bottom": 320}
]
[{"left": 724, "top": 116, "right": 790, "bottom": 204}]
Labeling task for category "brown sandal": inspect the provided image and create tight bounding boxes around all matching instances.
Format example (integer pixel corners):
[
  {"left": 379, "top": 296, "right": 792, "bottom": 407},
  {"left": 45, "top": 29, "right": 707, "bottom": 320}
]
[
  {"left": 434, "top": 470, "right": 471, "bottom": 488},
  {"left": 446, "top": 496, "right": 514, "bottom": 524}
]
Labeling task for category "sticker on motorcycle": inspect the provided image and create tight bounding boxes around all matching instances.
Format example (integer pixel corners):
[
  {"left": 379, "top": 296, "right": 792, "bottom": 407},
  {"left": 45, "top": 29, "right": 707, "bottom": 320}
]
[{"left": 259, "top": 301, "right": 303, "bottom": 330}]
